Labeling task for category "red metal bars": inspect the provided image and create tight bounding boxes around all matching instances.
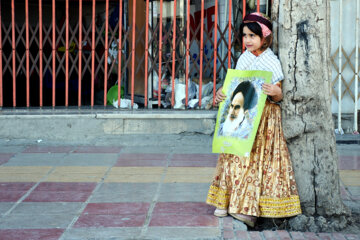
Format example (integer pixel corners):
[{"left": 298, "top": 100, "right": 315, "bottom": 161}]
[
  {"left": 228, "top": 0, "right": 232, "bottom": 69},
  {"left": 144, "top": 0, "right": 149, "bottom": 108},
  {"left": 198, "top": 0, "right": 204, "bottom": 107},
  {"left": 242, "top": 0, "right": 246, "bottom": 52},
  {"left": 158, "top": 0, "right": 163, "bottom": 107},
  {"left": 26, "top": 0, "right": 30, "bottom": 107},
  {"left": 11, "top": 0, "right": 16, "bottom": 107},
  {"left": 91, "top": 0, "right": 95, "bottom": 107},
  {"left": 185, "top": 0, "right": 190, "bottom": 107},
  {"left": 104, "top": 0, "right": 109, "bottom": 106},
  {"left": 257, "top": 0, "right": 260, "bottom": 12},
  {"left": 130, "top": 0, "right": 136, "bottom": 107},
  {"left": 0, "top": 1, "right": 3, "bottom": 107},
  {"left": 78, "top": 0, "right": 83, "bottom": 107},
  {"left": 118, "top": 0, "right": 123, "bottom": 107},
  {"left": 65, "top": 0, "right": 69, "bottom": 106},
  {"left": 212, "top": 0, "right": 218, "bottom": 107},
  {"left": 39, "top": 0, "right": 43, "bottom": 107},
  {"left": 52, "top": 0, "right": 56, "bottom": 107},
  {"left": 171, "top": 0, "right": 177, "bottom": 107}
]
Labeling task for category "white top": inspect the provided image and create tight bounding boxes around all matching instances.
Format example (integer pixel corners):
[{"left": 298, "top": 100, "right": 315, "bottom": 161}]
[{"left": 235, "top": 48, "right": 284, "bottom": 84}]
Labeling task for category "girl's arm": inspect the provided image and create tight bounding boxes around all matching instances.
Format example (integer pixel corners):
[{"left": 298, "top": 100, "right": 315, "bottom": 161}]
[{"left": 262, "top": 83, "right": 283, "bottom": 102}]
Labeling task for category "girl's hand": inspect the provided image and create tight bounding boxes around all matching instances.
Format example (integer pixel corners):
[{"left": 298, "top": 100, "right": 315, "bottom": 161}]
[
  {"left": 262, "top": 83, "right": 283, "bottom": 101},
  {"left": 215, "top": 87, "right": 226, "bottom": 104}
]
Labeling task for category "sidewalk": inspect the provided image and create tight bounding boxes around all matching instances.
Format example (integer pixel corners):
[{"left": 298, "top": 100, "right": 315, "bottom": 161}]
[{"left": 0, "top": 137, "right": 359, "bottom": 240}]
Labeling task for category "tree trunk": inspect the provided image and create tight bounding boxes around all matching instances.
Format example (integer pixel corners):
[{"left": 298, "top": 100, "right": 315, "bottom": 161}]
[{"left": 272, "top": 0, "right": 352, "bottom": 232}]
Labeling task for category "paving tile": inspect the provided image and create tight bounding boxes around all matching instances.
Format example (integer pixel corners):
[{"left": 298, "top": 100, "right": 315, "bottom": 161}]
[
  {"left": 0, "top": 153, "right": 14, "bottom": 165},
  {"left": 0, "top": 214, "right": 76, "bottom": 229},
  {"left": 332, "top": 232, "right": 347, "bottom": 240},
  {"left": 90, "top": 183, "right": 158, "bottom": 202},
  {"left": 224, "top": 229, "right": 235, "bottom": 239},
  {"left": 0, "top": 202, "right": 15, "bottom": 214},
  {"left": 61, "top": 153, "right": 118, "bottom": 166},
  {"left": 0, "top": 146, "right": 25, "bottom": 153},
  {"left": 340, "top": 170, "right": 360, "bottom": 186},
  {"left": 74, "top": 214, "right": 147, "bottom": 228},
  {"left": 339, "top": 156, "right": 358, "bottom": 170},
  {"left": 318, "top": 232, "right": 332, "bottom": 240},
  {"left": 61, "top": 227, "right": 142, "bottom": 239},
  {"left": 235, "top": 230, "right": 249, "bottom": 240},
  {"left": 149, "top": 214, "right": 218, "bottom": 227},
  {"left": 0, "top": 183, "right": 35, "bottom": 202},
  {"left": 164, "top": 167, "right": 214, "bottom": 183},
  {"left": 82, "top": 203, "right": 150, "bottom": 215},
  {"left": 0, "top": 167, "right": 52, "bottom": 182},
  {"left": 22, "top": 146, "right": 74, "bottom": 153},
  {"left": 4, "top": 153, "right": 66, "bottom": 166},
  {"left": 105, "top": 167, "right": 164, "bottom": 183},
  {"left": 169, "top": 154, "right": 218, "bottom": 167},
  {"left": 262, "top": 230, "right": 278, "bottom": 240},
  {"left": 347, "top": 186, "right": 360, "bottom": 196},
  {"left": 344, "top": 234, "right": 360, "bottom": 240},
  {"left": 303, "top": 232, "right": 321, "bottom": 240},
  {"left": 24, "top": 182, "right": 96, "bottom": 202},
  {"left": 290, "top": 231, "right": 306, "bottom": 240},
  {"left": 115, "top": 154, "right": 168, "bottom": 166},
  {"left": 248, "top": 231, "right": 263, "bottom": 240},
  {"left": 277, "top": 230, "right": 291, "bottom": 240},
  {"left": 158, "top": 183, "right": 210, "bottom": 202},
  {"left": 0, "top": 229, "right": 64, "bottom": 240},
  {"left": 45, "top": 166, "right": 108, "bottom": 182},
  {"left": 73, "top": 146, "right": 122, "bottom": 153},
  {"left": 115, "top": 159, "right": 168, "bottom": 167},
  {"left": 169, "top": 160, "right": 217, "bottom": 167},
  {"left": 152, "top": 202, "right": 214, "bottom": 215},
  {"left": 11, "top": 202, "right": 83, "bottom": 215},
  {"left": 120, "top": 146, "right": 170, "bottom": 154},
  {"left": 145, "top": 227, "right": 220, "bottom": 239}
]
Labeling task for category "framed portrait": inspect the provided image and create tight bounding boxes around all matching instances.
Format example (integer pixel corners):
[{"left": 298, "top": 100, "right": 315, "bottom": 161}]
[{"left": 212, "top": 69, "right": 272, "bottom": 156}]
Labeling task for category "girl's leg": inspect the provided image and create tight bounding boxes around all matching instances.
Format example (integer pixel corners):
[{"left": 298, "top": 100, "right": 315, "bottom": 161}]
[{"left": 214, "top": 208, "right": 228, "bottom": 217}]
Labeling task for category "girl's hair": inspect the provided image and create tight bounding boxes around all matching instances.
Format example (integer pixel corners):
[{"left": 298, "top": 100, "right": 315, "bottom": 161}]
[{"left": 240, "top": 14, "right": 273, "bottom": 51}]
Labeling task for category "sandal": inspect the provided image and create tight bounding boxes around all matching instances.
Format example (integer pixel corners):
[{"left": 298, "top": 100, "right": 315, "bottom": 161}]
[
  {"left": 214, "top": 208, "right": 228, "bottom": 217},
  {"left": 229, "top": 213, "right": 256, "bottom": 227}
]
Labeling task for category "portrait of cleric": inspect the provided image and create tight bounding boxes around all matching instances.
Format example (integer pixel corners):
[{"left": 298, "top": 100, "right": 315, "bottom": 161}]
[{"left": 218, "top": 80, "right": 258, "bottom": 138}]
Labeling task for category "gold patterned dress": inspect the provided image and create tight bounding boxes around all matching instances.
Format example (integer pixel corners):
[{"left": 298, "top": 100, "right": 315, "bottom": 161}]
[{"left": 206, "top": 94, "right": 302, "bottom": 218}]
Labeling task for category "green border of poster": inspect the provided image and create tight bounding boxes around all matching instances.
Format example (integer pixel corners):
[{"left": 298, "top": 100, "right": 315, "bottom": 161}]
[{"left": 212, "top": 69, "right": 272, "bottom": 157}]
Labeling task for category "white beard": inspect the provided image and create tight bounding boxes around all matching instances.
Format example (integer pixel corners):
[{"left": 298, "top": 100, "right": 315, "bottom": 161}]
[{"left": 222, "top": 113, "right": 244, "bottom": 136}]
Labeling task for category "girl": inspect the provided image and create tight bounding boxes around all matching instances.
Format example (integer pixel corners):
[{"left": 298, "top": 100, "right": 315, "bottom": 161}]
[{"left": 206, "top": 12, "right": 301, "bottom": 227}]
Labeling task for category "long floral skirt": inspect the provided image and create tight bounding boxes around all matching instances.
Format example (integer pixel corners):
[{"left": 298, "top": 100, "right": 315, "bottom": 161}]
[{"left": 206, "top": 101, "right": 302, "bottom": 218}]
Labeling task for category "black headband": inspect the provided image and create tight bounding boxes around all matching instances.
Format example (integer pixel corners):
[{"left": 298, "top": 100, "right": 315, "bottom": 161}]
[{"left": 243, "top": 14, "right": 272, "bottom": 31}]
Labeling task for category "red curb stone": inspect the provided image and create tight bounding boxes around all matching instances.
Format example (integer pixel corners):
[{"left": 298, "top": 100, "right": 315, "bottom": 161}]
[
  {"left": 83, "top": 203, "right": 150, "bottom": 215},
  {"left": 263, "top": 230, "right": 279, "bottom": 240},
  {"left": 332, "top": 233, "right": 347, "bottom": 240},
  {"left": 224, "top": 229, "right": 235, "bottom": 239},
  {"left": 152, "top": 202, "right": 214, "bottom": 215},
  {"left": 318, "top": 233, "right": 332, "bottom": 240},
  {"left": 23, "top": 146, "right": 74, "bottom": 153},
  {"left": 0, "top": 153, "right": 14, "bottom": 165},
  {"left": 74, "top": 214, "right": 147, "bottom": 228},
  {"left": 303, "top": 232, "right": 321, "bottom": 240},
  {"left": 344, "top": 234, "right": 360, "bottom": 240},
  {"left": 235, "top": 230, "right": 249, "bottom": 240},
  {"left": 0, "top": 229, "right": 64, "bottom": 240},
  {"left": 33, "top": 182, "right": 96, "bottom": 192},
  {"left": 248, "top": 231, "right": 263, "bottom": 240},
  {"left": 149, "top": 214, "right": 218, "bottom": 227},
  {"left": 290, "top": 231, "right": 305, "bottom": 240},
  {"left": 115, "top": 159, "right": 167, "bottom": 167},
  {"left": 0, "top": 182, "right": 34, "bottom": 191},
  {"left": 277, "top": 230, "right": 291, "bottom": 240},
  {"left": 73, "top": 146, "right": 121, "bottom": 153}
]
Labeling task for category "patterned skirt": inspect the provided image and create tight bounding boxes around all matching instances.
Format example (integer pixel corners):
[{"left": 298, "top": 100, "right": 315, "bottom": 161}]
[{"left": 206, "top": 101, "right": 302, "bottom": 218}]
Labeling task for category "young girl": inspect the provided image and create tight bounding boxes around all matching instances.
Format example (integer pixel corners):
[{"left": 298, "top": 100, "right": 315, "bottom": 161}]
[{"left": 206, "top": 12, "right": 301, "bottom": 227}]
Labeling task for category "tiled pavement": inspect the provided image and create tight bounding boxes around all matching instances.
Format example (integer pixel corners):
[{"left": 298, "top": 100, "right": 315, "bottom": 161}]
[{"left": 0, "top": 143, "right": 358, "bottom": 240}]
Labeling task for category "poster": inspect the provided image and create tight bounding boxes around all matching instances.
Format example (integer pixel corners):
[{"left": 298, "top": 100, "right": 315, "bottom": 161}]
[{"left": 212, "top": 69, "right": 272, "bottom": 157}]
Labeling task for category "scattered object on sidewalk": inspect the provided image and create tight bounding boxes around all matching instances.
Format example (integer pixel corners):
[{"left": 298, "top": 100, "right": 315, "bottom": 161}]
[
  {"left": 111, "top": 99, "right": 138, "bottom": 109},
  {"left": 335, "top": 128, "right": 345, "bottom": 135},
  {"left": 37, "top": 139, "right": 43, "bottom": 143}
]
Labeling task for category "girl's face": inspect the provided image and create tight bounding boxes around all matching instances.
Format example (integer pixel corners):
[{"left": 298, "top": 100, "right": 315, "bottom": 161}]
[{"left": 243, "top": 26, "right": 262, "bottom": 52}]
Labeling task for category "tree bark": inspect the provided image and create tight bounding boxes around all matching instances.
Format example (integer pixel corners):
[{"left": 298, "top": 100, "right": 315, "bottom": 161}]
[{"left": 272, "top": 0, "right": 352, "bottom": 232}]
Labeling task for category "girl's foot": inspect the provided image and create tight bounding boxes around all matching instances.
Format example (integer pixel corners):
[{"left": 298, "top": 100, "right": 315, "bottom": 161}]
[
  {"left": 229, "top": 213, "right": 256, "bottom": 227},
  {"left": 214, "top": 208, "right": 228, "bottom": 217}
]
